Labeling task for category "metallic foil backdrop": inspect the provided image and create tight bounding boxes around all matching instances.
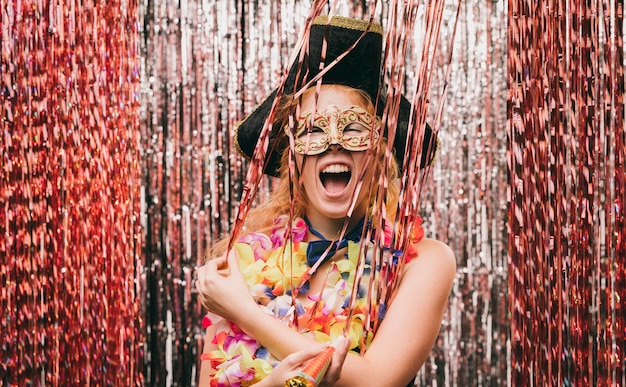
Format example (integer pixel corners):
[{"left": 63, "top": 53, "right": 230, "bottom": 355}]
[
  {"left": 2, "top": 1, "right": 624, "bottom": 387},
  {"left": 508, "top": 0, "right": 625, "bottom": 386},
  {"left": 1, "top": 0, "right": 143, "bottom": 385}
]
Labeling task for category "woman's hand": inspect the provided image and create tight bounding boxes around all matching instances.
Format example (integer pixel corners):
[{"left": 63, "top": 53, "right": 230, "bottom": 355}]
[
  {"left": 255, "top": 336, "right": 351, "bottom": 387},
  {"left": 196, "top": 249, "right": 257, "bottom": 322}
]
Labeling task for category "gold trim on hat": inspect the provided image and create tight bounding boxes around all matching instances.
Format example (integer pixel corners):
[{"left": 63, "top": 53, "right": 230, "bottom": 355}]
[
  {"left": 312, "top": 15, "right": 383, "bottom": 35},
  {"left": 233, "top": 126, "right": 249, "bottom": 161}
]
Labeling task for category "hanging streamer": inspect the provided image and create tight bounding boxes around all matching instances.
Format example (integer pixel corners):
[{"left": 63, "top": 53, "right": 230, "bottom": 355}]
[
  {"left": 1, "top": 0, "right": 143, "bottom": 385},
  {"left": 508, "top": 0, "right": 625, "bottom": 385}
]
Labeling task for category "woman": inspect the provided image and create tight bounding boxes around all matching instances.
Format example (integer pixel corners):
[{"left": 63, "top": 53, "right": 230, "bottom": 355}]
[{"left": 196, "top": 15, "right": 456, "bottom": 386}]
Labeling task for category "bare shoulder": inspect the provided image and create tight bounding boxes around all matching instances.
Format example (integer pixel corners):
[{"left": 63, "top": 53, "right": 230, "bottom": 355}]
[{"left": 404, "top": 238, "right": 457, "bottom": 283}]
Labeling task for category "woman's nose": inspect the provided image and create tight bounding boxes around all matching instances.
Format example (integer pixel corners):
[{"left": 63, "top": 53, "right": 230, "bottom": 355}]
[{"left": 328, "top": 123, "right": 341, "bottom": 145}]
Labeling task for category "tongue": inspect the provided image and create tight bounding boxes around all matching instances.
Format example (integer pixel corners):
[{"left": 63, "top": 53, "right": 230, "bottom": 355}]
[{"left": 322, "top": 173, "right": 349, "bottom": 194}]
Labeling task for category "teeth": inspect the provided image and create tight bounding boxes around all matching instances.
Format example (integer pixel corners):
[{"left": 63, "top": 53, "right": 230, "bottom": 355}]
[{"left": 321, "top": 164, "right": 350, "bottom": 174}]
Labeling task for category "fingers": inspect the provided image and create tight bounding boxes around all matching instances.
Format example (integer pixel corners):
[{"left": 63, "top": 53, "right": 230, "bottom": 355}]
[
  {"left": 199, "top": 258, "right": 221, "bottom": 277},
  {"left": 211, "top": 255, "right": 228, "bottom": 273},
  {"left": 226, "top": 247, "right": 241, "bottom": 272},
  {"left": 195, "top": 266, "right": 212, "bottom": 307},
  {"left": 195, "top": 261, "right": 224, "bottom": 310},
  {"left": 331, "top": 335, "right": 350, "bottom": 360},
  {"left": 322, "top": 336, "right": 350, "bottom": 385},
  {"left": 213, "top": 254, "right": 227, "bottom": 264},
  {"left": 195, "top": 264, "right": 209, "bottom": 289},
  {"left": 197, "top": 256, "right": 227, "bottom": 283},
  {"left": 330, "top": 337, "right": 350, "bottom": 371},
  {"left": 204, "top": 250, "right": 238, "bottom": 277}
]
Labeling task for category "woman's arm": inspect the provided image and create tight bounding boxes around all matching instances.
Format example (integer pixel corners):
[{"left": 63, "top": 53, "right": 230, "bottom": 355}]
[
  {"left": 197, "top": 238, "right": 456, "bottom": 386},
  {"left": 352, "top": 238, "right": 456, "bottom": 384},
  {"left": 199, "top": 324, "right": 350, "bottom": 386}
]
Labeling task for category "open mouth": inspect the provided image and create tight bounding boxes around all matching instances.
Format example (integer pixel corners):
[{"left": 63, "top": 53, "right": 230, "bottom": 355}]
[{"left": 320, "top": 164, "right": 352, "bottom": 194}]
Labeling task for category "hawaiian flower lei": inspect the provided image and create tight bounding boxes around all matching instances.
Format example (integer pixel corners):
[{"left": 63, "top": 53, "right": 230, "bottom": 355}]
[{"left": 201, "top": 215, "right": 424, "bottom": 386}]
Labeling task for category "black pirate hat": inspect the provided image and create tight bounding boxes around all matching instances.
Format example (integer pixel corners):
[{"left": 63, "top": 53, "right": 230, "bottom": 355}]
[{"left": 234, "top": 15, "right": 436, "bottom": 176}]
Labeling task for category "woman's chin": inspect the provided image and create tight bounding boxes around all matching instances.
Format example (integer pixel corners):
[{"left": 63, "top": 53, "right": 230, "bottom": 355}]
[
  {"left": 314, "top": 204, "right": 351, "bottom": 221},
  {"left": 311, "top": 196, "right": 369, "bottom": 223}
]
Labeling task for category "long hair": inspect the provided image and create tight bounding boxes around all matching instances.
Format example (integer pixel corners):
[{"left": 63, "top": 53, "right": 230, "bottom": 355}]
[{"left": 207, "top": 86, "right": 400, "bottom": 259}]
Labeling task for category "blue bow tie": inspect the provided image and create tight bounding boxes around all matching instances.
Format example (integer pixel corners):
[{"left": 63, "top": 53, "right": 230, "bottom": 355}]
[{"left": 304, "top": 218, "right": 365, "bottom": 267}]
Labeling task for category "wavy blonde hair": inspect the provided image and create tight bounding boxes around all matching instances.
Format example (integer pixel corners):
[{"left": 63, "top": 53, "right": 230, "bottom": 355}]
[{"left": 208, "top": 86, "right": 400, "bottom": 258}]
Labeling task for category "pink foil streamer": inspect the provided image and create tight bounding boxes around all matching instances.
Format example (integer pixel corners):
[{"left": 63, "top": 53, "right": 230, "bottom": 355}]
[
  {"left": 1, "top": 0, "right": 143, "bottom": 385},
  {"left": 509, "top": 0, "right": 625, "bottom": 385}
]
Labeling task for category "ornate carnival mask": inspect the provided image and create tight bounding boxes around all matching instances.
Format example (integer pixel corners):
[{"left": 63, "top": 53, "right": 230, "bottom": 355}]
[{"left": 287, "top": 105, "right": 381, "bottom": 155}]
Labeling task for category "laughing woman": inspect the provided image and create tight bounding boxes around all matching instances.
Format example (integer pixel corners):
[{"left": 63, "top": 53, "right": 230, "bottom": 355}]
[{"left": 196, "top": 16, "right": 456, "bottom": 387}]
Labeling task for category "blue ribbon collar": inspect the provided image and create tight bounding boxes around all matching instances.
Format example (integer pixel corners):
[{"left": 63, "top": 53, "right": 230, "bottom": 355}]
[{"left": 304, "top": 217, "right": 365, "bottom": 268}]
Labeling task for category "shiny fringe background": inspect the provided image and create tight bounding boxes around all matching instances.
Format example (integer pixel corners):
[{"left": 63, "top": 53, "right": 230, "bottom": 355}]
[
  {"left": 508, "top": 1, "right": 625, "bottom": 386},
  {"left": 1, "top": 0, "right": 143, "bottom": 385},
  {"left": 137, "top": 0, "right": 510, "bottom": 385},
  {"left": 1, "top": 1, "right": 624, "bottom": 387}
]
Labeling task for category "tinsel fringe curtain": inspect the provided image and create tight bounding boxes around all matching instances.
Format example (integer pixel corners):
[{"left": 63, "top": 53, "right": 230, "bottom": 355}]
[
  {"left": 1, "top": 1, "right": 624, "bottom": 387},
  {"left": 508, "top": 1, "right": 625, "bottom": 385},
  {"left": 1, "top": 0, "right": 143, "bottom": 385}
]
